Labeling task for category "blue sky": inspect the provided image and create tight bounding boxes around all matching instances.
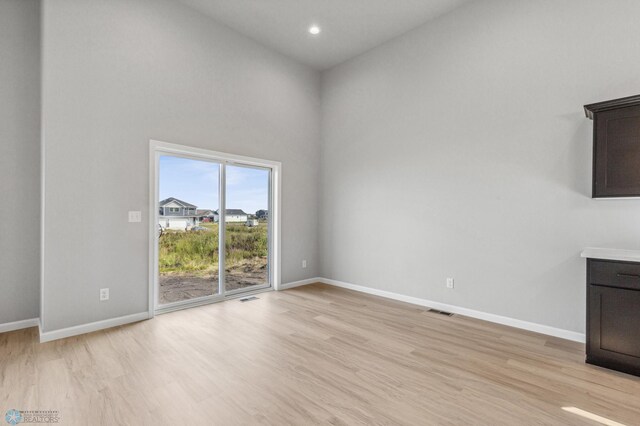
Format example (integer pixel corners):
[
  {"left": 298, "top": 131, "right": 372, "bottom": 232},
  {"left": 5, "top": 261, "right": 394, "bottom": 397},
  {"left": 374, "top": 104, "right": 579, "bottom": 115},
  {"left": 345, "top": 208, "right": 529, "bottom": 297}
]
[{"left": 159, "top": 156, "right": 269, "bottom": 214}]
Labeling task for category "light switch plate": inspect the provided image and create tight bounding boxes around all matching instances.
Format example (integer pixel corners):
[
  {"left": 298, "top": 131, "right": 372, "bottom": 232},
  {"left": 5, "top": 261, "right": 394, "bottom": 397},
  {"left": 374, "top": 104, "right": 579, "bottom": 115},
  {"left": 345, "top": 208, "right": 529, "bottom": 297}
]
[{"left": 128, "top": 211, "right": 142, "bottom": 223}]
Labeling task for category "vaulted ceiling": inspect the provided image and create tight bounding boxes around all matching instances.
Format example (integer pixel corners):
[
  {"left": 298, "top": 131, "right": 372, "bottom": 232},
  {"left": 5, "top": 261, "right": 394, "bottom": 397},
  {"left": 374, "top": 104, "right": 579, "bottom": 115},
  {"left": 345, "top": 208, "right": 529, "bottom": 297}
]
[{"left": 178, "top": 0, "right": 473, "bottom": 70}]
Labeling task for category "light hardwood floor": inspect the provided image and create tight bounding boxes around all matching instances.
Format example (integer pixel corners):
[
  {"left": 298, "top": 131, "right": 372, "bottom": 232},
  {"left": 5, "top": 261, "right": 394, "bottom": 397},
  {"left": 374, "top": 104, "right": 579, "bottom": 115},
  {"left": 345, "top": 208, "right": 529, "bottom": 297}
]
[{"left": 2, "top": 283, "right": 640, "bottom": 425}]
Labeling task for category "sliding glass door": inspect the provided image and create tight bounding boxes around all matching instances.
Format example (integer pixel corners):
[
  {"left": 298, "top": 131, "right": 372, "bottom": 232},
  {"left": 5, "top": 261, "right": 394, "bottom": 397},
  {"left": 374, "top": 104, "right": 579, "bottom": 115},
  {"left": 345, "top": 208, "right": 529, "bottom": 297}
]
[
  {"left": 153, "top": 143, "right": 277, "bottom": 313},
  {"left": 157, "top": 156, "right": 221, "bottom": 306},
  {"left": 224, "top": 165, "right": 271, "bottom": 293}
]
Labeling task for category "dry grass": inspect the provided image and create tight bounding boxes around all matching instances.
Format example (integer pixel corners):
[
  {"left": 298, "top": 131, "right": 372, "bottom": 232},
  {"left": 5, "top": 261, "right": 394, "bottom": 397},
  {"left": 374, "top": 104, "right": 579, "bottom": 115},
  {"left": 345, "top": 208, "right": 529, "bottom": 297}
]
[{"left": 159, "top": 223, "right": 267, "bottom": 277}]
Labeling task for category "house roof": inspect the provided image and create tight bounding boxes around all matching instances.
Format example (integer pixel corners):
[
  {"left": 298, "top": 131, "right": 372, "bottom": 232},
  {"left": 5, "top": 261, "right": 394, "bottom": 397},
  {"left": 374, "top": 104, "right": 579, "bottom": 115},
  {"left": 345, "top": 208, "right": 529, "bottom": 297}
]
[
  {"left": 196, "top": 209, "right": 215, "bottom": 216},
  {"left": 159, "top": 197, "right": 197, "bottom": 208},
  {"left": 214, "top": 209, "right": 248, "bottom": 215}
]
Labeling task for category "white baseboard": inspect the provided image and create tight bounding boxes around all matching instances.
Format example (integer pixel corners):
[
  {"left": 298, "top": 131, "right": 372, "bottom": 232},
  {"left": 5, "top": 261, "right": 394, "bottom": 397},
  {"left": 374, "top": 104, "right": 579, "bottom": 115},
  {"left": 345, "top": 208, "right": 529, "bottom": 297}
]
[
  {"left": 35, "top": 278, "right": 585, "bottom": 344},
  {"left": 38, "top": 278, "right": 317, "bottom": 341},
  {"left": 294, "top": 278, "right": 585, "bottom": 343},
  {"left": 0, "top": 318, "right": 40, "bottom": 334},
  {"left": 279, "top": 277, "right": 322, "bottom": 290},
  {"left": 39, "top": 312, "right": 150, "bottom": 343}
]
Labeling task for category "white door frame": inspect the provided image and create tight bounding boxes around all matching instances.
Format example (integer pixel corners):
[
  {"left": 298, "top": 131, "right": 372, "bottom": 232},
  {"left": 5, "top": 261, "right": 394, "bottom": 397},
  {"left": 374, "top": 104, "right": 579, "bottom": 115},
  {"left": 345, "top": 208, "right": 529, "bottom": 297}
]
[{"left": 148, "top": 140, "right": 282, "bottom": 318}]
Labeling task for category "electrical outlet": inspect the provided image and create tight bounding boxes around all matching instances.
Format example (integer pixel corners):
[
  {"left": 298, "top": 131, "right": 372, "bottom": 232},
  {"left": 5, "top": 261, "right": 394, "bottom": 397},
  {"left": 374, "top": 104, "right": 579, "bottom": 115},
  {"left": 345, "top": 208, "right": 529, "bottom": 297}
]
[
  {"left": 446, "top": 278, "right": 454, "bottom": 289},
  {"left": 302, "top": 259, "right": 307, "bottom": 268},
  {"left": 100, "top": 288, "right": 110, "bottom": 301},
  {"left": 128, "top": 211, "right": 142, "bottom": 223}
]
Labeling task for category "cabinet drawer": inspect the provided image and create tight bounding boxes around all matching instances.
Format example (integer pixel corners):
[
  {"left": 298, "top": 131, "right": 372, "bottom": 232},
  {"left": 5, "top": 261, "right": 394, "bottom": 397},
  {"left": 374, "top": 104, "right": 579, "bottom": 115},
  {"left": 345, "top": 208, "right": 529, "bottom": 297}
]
[{"left": 588, "top": 259, "right": 640, "bottom": 290}]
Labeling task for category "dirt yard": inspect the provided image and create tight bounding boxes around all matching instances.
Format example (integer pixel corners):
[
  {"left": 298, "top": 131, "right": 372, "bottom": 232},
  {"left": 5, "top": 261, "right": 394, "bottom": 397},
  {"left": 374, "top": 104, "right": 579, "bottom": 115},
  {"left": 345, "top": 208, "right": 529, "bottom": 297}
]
[{"left": 159, "top": 260, "right": 268, "bottom": 304}]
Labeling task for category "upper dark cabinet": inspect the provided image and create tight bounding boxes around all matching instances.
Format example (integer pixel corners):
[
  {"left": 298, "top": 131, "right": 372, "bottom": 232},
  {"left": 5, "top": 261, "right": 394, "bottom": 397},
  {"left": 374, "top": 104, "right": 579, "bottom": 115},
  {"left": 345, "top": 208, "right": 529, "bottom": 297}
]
[{"left": 585, "top": 95, "right": 640, "bottom": 198}]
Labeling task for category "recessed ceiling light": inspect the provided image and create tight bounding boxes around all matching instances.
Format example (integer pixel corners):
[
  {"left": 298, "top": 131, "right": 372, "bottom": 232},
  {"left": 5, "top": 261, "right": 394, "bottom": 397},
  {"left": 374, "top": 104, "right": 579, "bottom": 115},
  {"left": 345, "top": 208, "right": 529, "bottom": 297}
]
[{"left": 308, "top": 25, "right": 321, "bottom": 35}]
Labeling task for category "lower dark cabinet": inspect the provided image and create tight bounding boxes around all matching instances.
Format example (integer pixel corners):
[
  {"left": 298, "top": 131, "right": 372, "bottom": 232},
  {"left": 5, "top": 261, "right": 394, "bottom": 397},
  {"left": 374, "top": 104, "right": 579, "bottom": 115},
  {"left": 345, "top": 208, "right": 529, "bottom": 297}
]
[{"left": 587, "top": 259, "right": 640, "bottom": 376}]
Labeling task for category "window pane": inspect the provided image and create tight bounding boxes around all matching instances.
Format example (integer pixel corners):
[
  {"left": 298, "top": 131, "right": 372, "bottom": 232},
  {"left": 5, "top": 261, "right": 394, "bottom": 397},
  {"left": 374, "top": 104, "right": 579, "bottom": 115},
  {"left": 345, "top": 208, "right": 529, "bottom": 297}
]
[
  {"left": 158, "top": 155, "right": 220, "bottom": 305},
  {"left": 224, "top": 165, "right": 270, "bottom": 292}
]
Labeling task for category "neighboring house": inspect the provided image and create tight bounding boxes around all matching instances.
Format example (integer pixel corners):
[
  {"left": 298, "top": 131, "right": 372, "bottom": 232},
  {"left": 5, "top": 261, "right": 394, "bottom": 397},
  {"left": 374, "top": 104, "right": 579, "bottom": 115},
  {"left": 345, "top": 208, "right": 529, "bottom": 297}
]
[
  {"left": 256, "top": 209, "right": 268, "bottom": 220},
  {"left": 159, "top": 197, "right": 198, "bottom": 230},
  {"left": 215, "top": 209, "right": 248, "bottom": 223},
  {"left": 196, "top": 209, "right": 216, "bottom": 222},
  {"left": 158, "top": 201, "right": 249, "bottom": 228}
]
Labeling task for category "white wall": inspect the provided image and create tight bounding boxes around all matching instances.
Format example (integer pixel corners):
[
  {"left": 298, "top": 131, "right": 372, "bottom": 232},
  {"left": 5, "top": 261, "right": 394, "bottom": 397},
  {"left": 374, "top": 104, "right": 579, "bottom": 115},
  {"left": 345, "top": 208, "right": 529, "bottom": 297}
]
[
  {"left": 320, "top": 0, "right": 640, "bottom": 334},
  {"left": 0, "top": 0, "right": 41, "bottom": 325},
  {"left": 41, "top": 0, "right": 321, "bottom": 332}
]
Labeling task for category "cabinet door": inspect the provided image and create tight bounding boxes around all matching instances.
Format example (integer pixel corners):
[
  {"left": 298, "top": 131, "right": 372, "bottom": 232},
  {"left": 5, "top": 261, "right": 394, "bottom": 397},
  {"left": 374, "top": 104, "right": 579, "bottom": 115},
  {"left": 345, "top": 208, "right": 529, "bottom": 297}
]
[
  {"left": 593, "top": 105, "right": 640, "bottom": 197},
  {"left": 588, "top": 284, "right": 640, "bottom": 375}
]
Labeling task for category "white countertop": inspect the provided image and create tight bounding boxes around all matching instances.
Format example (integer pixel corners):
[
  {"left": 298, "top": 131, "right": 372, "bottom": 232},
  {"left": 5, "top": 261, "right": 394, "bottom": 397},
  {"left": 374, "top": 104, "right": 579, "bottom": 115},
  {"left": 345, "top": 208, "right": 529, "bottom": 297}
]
[{"left": 581, "top": 247, "right": 640, "bottom": 263}]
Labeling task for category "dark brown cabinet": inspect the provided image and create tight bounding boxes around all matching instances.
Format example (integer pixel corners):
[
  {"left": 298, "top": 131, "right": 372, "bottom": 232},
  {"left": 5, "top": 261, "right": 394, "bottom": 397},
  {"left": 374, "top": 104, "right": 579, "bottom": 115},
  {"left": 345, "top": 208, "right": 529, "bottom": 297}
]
[
  {"left": 585, "top": 95, "right": 640, "bottom": 198},
  {"left": 587, "top": 259, "right": 640, "bottom": 376}
]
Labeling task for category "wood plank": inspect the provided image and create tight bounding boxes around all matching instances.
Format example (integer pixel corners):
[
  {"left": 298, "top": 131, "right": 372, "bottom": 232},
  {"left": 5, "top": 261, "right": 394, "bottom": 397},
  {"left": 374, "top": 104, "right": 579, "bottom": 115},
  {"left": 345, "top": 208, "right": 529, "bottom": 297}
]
[{"left": 1, "top": 283, "right": 639, "bottom": 425}]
